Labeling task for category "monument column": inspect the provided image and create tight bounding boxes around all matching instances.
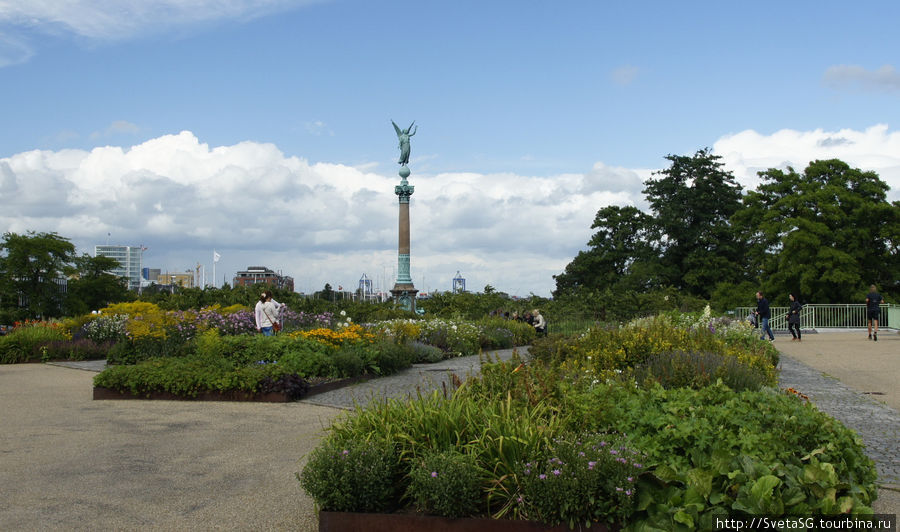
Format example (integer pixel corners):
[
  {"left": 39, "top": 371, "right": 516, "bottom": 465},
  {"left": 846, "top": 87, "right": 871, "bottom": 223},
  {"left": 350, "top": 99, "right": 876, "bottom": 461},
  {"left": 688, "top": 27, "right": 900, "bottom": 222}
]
[{"left": 390, "top": 120, "right": 418, "bottom": 312}]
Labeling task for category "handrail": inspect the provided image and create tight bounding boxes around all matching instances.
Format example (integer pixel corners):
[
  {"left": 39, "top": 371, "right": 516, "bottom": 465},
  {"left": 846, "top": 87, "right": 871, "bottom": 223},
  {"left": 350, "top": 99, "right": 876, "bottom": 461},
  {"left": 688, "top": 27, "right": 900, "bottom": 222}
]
[{"left": 732, "top": 304, "right": 898, "bottom": 330}]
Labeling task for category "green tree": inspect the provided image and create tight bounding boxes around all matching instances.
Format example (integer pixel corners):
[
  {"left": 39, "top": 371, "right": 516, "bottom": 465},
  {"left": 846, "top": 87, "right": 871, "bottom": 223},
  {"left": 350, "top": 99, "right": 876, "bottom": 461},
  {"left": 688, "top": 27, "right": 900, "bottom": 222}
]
[
  {"left": 65, "top": 254, "right": 132, "bottom": 315},
  {"left": 553, "top": 205, "right": 658, "bottom": 298},
  {"left": 737, "top": 159, "right": 900, "bottom": 303},
  {"left": 642, "top": 148, "right": 746, "bottom": 299},
  {"left": 0, "top": 231, "right": 75, "bottom": 320}
]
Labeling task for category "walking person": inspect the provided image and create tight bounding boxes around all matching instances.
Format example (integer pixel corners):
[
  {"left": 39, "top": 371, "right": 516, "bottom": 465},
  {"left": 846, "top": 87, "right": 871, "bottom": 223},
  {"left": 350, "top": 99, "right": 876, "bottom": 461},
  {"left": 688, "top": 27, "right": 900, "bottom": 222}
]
[
  {"left": 787, "top": 293, "right": 802, "bottom": 342},
  {"left": 756, "top": 291, "right": 774, "bottom": 341},
  {"left": 866, "top": 285, "right": 885, "bottom": 342}
]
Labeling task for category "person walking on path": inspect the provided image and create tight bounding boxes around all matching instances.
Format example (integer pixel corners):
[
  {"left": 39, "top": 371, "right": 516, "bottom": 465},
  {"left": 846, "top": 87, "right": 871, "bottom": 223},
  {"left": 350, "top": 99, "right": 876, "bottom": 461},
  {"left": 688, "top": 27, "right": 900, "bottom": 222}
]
[
  {"left": 756, "top": 291, "right": 774, "bottom": 341},
  {"left": 787, "top": 293, "right": 802, "bottom": 342},
  {"left": 866, "top": 284, "right": 885, "bottom": 342}
]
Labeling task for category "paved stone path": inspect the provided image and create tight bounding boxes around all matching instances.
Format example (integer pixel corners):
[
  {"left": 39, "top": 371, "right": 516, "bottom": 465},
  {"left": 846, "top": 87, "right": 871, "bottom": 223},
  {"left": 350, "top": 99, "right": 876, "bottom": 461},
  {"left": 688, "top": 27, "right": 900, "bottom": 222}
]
[
  {"left": 301, "top": 347, "right": 526, "bottom": 409},
  {"left": 777, "top": 353, "right": 900, "bottom": 487}
]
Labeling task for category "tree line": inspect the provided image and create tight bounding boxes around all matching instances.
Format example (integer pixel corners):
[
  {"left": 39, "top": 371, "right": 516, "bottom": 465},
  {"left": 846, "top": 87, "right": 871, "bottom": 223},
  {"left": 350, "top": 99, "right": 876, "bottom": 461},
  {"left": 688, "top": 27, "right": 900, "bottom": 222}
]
[{"left": 553, "top": 150, "right": 900, "bottom": 316}]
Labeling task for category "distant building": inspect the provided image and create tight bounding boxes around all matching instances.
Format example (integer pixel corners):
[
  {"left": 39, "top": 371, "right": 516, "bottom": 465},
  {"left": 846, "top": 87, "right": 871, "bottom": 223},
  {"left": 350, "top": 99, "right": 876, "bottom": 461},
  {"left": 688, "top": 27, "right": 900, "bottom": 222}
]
[
  {"left": 233, "top": 266, "right": 294, "bottom": 292},
  {"left": 95, "top": 245, "right": 143, "bottom": 291},
  {"left": 142, "top": 267, "right": 161, "bottom": 282},
  {"left": 452, "top": 271, "right": 466, "bottom": 294},
  {"left": 159, "top": 271, "right": 195, "bottom": 288}
]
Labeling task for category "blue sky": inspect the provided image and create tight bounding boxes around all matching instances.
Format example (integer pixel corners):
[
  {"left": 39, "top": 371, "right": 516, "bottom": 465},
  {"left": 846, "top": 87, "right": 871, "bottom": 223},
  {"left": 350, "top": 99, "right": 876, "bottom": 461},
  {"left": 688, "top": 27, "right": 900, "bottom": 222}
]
[{"left": 2, "top": 1, "right": 900, "bottom": 297}]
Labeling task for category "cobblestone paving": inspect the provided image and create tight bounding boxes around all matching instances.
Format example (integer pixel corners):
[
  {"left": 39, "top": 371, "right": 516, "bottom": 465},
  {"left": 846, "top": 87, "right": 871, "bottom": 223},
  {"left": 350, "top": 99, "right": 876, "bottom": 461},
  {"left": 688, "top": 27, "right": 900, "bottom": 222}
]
[
  {"left": 301, "top": 347, "right": 526, "bottom": 410},
  {"left": 778, "top": 354, "right": 900, "bottom": 486}
]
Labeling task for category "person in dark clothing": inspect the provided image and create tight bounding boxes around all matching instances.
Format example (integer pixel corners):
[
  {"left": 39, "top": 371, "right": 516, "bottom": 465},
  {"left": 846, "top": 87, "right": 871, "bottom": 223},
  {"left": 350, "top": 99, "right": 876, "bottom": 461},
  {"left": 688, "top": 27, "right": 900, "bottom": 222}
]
[
  {"left": 755, "top": 291, "right": 774, "bottom": 341},
  {"left": 866, "top": 285, "right": 885, "bottom": 342},
  {"left": 787, "top": 293, "right": 802, "bottom": 342}
]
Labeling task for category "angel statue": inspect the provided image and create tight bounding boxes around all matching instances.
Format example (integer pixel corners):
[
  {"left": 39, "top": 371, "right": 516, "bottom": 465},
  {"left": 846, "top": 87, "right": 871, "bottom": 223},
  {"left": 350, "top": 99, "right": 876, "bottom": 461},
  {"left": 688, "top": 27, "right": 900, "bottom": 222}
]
[{"left": 391, "top": 120, "right": 417, "bottom": 166}]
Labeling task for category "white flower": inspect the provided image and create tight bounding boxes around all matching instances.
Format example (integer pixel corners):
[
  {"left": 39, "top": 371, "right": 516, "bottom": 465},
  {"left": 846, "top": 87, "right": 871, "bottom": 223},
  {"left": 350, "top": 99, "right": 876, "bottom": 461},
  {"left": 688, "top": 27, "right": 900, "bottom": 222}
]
[
  {"left": 347, "top": 317, "right": 352, "bottom": 323},
  {"left": 340, "top": 310, "right": 347, "bottom": 316}
]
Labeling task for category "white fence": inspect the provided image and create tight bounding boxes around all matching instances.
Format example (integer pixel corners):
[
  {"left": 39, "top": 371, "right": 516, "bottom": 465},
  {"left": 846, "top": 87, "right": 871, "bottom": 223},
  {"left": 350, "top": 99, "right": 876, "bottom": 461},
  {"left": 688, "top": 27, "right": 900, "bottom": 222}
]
[{"left": 733, "top": 304, "right": 899, "bottom": 330}]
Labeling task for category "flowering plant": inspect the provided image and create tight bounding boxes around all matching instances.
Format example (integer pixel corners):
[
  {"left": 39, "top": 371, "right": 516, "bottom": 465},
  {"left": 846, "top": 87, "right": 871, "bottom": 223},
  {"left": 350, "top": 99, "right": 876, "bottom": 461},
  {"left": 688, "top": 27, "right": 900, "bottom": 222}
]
[
  {"left": 407, "top": 451, "right": 485, "bottom": 518},
  {"left": 516, "top": 433, "right": 639, "bottom": 528},
  {"left": 298, "top": 437, "right": 400, "bottom": 513},
  {"left": 292, "top": 324, "right": 375, "bottom": 349}
]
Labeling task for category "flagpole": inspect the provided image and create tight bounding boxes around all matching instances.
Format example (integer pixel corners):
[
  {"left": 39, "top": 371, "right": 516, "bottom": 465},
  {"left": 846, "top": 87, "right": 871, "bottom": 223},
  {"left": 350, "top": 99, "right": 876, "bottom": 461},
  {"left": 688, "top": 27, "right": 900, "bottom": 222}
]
[{"left": 213, "top": 250, "right": 217, "bottom": 288}]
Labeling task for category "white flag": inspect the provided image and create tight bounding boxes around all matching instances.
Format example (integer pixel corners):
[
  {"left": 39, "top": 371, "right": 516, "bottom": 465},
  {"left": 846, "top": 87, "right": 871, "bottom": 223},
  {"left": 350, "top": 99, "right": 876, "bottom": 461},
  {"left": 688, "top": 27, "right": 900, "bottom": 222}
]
[{"left": 213, "top": 251, "right": 221, "bottom": 263}]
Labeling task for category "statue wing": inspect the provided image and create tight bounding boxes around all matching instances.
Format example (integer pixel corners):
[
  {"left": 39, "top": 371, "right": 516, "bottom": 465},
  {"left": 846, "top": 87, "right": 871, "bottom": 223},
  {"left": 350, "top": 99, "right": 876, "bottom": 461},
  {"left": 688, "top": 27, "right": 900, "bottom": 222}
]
[{"left": 391, "top": 120, "right": 401, "bottom": 137}]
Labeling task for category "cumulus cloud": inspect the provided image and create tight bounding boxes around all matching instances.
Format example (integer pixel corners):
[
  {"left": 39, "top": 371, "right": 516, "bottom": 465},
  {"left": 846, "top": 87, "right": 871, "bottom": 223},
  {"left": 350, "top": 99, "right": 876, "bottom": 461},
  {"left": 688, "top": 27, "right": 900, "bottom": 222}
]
[
  {"left": 0, "top": 131, "right": 636, "bottom": 296},
  {"left": 823, "top": 64, "right": 900, "bottom": 92},
  {"left": 713, "top": 124, "right": 900, "bottom": 200},
  {"left": 4, "top": 126, "right": 896, "bottom": 297}
]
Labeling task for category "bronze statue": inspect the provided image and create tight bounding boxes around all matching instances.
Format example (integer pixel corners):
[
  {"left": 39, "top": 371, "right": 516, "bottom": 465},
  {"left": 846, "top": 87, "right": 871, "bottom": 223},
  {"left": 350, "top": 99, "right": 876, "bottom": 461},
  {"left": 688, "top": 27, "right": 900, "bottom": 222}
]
[{"left": 391, "top": 120, "right": 417, "bottom": 166}]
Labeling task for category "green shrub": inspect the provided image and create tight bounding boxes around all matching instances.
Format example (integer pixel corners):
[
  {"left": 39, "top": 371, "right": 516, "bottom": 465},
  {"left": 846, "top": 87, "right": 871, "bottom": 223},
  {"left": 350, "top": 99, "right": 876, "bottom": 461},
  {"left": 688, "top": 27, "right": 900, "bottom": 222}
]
[
  {"left": 632, "top": 350, "right": 769, "bottom": 392},
  {"left": 368, "top": 340, "right": 416, "bottom": 375},
  {"left": 278, "top": 350, "right": 336, "bottom": 379},
  {"left": 409, "top": 341, "right": 444, "bottom": 363},
  {"left": 565, "top": 382, "right": 877, "bottom": 530},
  {"left": 332, "top": 349, "right": 365, "bottom": 378},
  {"left": 527, "top": 333, "right": 581, "bottom": 367},
  {"left": 517, "top": 433, "right": 638, "bottom": 528},
  {"left": 298, "top": 437, "right": 401, "bottom": 513},
  {"left": 0, "top": 325, "right": 68, "bottom": 364},
  {"left": 407, "top": 451, "right": 485, "bottom": 518}
]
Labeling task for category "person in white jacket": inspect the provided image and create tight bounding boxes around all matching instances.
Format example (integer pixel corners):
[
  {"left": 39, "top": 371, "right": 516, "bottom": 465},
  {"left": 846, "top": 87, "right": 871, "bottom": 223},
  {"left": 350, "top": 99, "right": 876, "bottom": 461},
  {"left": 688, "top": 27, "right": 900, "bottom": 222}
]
[
  {"left": 532, "top": 309, "right": 547, "bottom": 336},
  {"left": 254, "top": 291, "right": 280, "bottom": 335}
]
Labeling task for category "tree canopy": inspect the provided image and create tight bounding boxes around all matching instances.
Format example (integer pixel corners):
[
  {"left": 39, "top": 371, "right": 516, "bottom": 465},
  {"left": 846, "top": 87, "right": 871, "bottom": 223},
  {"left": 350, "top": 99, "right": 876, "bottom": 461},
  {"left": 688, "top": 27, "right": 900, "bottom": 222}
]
[{"left": 555, "top": 153, "right": 899, "bottom": 311}]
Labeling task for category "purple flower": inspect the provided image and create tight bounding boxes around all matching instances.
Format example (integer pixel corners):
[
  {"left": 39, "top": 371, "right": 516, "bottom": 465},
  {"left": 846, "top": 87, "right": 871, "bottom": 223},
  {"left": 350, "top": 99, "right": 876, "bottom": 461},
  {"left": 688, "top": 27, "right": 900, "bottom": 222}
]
[
  {"left": 633, "top": 463, "right": 643, "bottom": 469},
  {"left": 626, "top": 489, "right": 632, "bottom": 496},
  {"left": 588, "top": 461, "right": 596, "bottom": 470},
  {"left": 609, "top": 449, "right": 619, "bottom": 455},
  {"left": 627, "top": 477, "right": 633, "bottom": 482},
  {"left": 616, "top": 487, "right": 623, "bottom": 492},
  {"left": 431, "top": 471, "right": 438, "bottom": 478},
  {"left": 600, "top": 441, "right": 608, "bottom": 447},
  {"left": 552, "top": 469, "right": 561, "bottom": 476},
  {"left": 538, "top": 474, "right": 546, "bottom": 480}
]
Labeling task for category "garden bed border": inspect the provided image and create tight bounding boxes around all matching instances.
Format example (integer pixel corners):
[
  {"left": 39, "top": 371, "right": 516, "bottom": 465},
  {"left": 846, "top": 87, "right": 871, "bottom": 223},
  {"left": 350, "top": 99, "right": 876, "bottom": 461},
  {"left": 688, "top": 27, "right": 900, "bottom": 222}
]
[{"left": 318, "top": 511, "right": 616, "bottom": 532}]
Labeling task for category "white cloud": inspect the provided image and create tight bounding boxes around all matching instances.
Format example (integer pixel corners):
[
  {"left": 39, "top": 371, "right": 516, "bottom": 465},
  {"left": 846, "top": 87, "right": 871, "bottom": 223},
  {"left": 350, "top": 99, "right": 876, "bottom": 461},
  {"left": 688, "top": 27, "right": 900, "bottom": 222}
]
[
  {"left": 0, "top": 131, "right": 636, "bottom": 297},
  {"left": 4, "top": 126, "right": 896, "bottom": 298},
  {"left": 713, "top": 124, "right": 900, "bottom": 201},
  {"left": 823, "top": 64, "right": 900, "bottom": 92},
  {"left": 0, "top": 0, "right": 322, "bottom": 40}
]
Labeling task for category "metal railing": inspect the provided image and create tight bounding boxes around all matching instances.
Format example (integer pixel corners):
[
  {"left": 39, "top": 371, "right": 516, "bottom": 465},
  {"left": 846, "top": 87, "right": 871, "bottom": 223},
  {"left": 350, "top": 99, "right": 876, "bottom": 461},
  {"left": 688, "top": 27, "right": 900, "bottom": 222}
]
[{"left": 733, "top": 304, "right": 898, "bottom": 330}]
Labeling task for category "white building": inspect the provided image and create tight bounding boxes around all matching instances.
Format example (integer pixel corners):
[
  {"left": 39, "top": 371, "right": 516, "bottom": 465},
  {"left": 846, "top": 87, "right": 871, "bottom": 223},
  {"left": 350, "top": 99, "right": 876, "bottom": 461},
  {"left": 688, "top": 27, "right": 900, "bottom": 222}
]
[{"left": 95, "top": 245, "right": 143, "bottom": 291}]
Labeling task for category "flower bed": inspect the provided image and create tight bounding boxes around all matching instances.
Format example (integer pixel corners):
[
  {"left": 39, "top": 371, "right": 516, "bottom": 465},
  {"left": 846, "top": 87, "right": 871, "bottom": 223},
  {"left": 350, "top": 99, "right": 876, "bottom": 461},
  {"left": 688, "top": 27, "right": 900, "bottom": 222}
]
[{"left": 298, "top": 314, "right": 878, "bottom": 531}]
